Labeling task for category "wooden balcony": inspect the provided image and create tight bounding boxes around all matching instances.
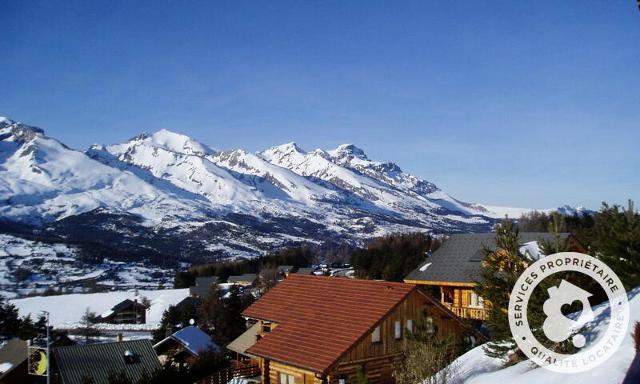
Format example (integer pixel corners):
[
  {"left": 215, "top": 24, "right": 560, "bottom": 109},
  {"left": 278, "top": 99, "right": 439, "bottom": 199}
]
[
  {"left": 442, "top": 303, "right": 487, "bottom": 320},
  {"left": 197, "top": 362, "right": 261, "bottom": 384}
]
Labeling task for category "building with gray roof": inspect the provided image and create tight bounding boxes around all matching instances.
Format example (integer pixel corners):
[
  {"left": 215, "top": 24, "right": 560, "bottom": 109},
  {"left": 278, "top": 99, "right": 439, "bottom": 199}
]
[
  {"left": 404, "top": 232, "right": 575, "bottom": 321},
  {"left": 227, "top": 274, "right": 258, "bottom": 287},
  {"left": 405, "top": 232, "right": 571, "bottom": 285},
  {"left": 189, "top": 276, "right": 219, "bottom": 298},
  {"left": 52, "top": 339, "right": 160, "bottom": 384}
]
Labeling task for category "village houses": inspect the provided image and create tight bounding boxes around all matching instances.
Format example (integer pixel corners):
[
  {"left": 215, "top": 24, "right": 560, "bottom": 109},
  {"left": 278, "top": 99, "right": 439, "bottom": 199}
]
[{"left": 228, "top": 274, "right": 476, "bottom": 384}]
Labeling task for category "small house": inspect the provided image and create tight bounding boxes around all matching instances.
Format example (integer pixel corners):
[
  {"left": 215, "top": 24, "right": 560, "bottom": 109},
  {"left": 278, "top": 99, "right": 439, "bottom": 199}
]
[
  {"left": 52, "top": 340, "right": 160, "bottom": 384},
  {"left": 98, "top": 299, "right": 148, "bottom": 324},
  {"left": 404, "top": 232, "right": 582, "bottom": 321},
  {"left": 231, "top": 274, "right": 475, "bottom": 384},
  {"left": 189, "top": 276, "right": 219, "bottom": 298},
  {"left": 227, "top": 274, "right": 258, "bottom": 287},
  {"left": 154, "top": 326, "right": 220, "bottom": 365}
]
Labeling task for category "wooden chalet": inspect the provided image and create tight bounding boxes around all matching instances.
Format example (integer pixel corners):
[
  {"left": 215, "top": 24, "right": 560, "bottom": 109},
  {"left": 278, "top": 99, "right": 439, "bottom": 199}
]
[
  {"left": 231, "top": 274, "right": 474, "bottom": 384},
  {"left": 404, "top": 232, "right": 581, "bottom": 321},
  {"left": 98, "top": 298, "right": 148, "bottom": 324}
]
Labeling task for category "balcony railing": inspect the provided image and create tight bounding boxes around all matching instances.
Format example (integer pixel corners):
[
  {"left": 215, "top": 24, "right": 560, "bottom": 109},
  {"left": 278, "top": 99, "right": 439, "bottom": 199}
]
[
  {"left": 197, "top": 363, "right": 261, "bottom": 384},
  {"left": 442, "top": 303, "right": 487, "bottom": 320}
]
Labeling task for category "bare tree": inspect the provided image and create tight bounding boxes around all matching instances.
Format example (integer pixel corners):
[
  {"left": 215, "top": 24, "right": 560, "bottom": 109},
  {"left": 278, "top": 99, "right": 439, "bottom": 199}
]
[
  {"left": 258, "top": 268, "right": 280, "bottom": 294},
  {"left": 78, "top": 307, "right": 101, "bottom": 342},
  {"left": 395, "top": 337, "right": 459, "bottom": 384}
]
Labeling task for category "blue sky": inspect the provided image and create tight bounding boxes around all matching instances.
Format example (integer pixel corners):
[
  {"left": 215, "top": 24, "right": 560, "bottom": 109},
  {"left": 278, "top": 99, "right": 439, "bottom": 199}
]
[{"left": 1, "top": 1, "right": 638, "bottom": 209}]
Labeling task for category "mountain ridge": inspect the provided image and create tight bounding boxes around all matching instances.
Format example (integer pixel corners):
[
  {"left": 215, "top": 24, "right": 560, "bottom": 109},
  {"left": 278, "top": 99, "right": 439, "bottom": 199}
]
[{"left": 0, "top": 116, "right": 573, "bottom": 261}]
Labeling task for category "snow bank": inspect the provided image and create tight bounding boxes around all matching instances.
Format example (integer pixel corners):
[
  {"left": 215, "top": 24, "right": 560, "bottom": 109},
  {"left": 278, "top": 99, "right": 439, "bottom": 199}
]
[
  {"left": 448, "top": 288, "right": 640, "bottom": 384},
  {"left": 10, "top": 289, "right": 189, "bottom": 330}
]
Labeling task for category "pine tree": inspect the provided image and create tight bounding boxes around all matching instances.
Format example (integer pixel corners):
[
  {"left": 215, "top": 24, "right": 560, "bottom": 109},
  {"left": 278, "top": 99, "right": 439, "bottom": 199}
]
[
  {"left": 0, "top": 298, "right": 21, "bottom": 341},
  {"left": 220, "top": 285, "right": 246, "bottom": 343},
  {"left": 474, "top": 219, "right": 528, "bottom": 359},
  {"left": 594, "top": 200, "right": 640, "bottom": 289},
  {"left": 538, "top": 211, "right": 572, "bottom": 254}
]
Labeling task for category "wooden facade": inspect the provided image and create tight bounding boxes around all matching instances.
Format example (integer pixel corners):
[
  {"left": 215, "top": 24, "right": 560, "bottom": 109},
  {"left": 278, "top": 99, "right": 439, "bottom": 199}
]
[
  {"left": 99, "top": 299, "right": 147, "bottom": 324},
  {"left": 402, "top": 280, "right": 487, "bottom": 321},
  {"left": 250, "top": 290, "right": 467, "bottom": 384}
]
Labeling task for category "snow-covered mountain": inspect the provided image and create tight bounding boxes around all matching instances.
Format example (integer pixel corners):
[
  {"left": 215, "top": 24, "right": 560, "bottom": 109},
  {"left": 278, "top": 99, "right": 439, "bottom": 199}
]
[{"left": 0, "top": 116, "right": 555, "bottom": 261}]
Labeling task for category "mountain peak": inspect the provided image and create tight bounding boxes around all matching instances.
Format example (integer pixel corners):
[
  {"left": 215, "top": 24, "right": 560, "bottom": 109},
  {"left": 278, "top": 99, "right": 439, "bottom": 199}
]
[
  {"left": 279, "top": 142, "right": 305, "bottom": 152},
  {"left": 0, "top": 117, "right": 45, "bottom": 142},
  {"left": 128, "top": 129, "right": 212, "bottom": 156},
  {"left": 329, "top": 143, "right": 368, "bottom": 160},
  {"left": 0, "top": 116, "right": 15, "bottom": 125}
]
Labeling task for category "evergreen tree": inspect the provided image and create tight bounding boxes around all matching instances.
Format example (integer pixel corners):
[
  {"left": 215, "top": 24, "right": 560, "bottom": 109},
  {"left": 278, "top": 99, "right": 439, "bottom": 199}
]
[
  {"left": 0, "top": 298, "right": 21, "bottom": 341},
  {"left": 474, "top": 219, "right": 528, "bottom": 359},
  {"left": 351, "top": 232, "right": 438, "bottom": 281},
  {"left": 594, "top": 200, "right": 640, "bottom": 289},
  {"left": 219, "top": 285, "right": 247, "bottom": 344},
  {"left": 538, "top": 211, "right": 572, "bottom": 254}
]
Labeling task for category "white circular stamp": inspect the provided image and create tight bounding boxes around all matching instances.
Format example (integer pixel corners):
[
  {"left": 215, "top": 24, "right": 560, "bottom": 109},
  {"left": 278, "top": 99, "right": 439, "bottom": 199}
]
[{"left": 508, "top": 252, "right": 629, "bottom": 373}]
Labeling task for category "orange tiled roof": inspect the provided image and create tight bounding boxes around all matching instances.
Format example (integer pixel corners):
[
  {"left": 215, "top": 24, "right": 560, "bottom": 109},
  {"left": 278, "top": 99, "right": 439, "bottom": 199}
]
[{"left": 243, "top": 274, "right": 416, "bottom": 374}]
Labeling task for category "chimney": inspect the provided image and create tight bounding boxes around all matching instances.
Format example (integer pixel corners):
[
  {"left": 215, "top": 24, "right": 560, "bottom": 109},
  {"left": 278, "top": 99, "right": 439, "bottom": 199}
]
[{"left": 117, "top": 333, "right": 123, "bottom": 342}]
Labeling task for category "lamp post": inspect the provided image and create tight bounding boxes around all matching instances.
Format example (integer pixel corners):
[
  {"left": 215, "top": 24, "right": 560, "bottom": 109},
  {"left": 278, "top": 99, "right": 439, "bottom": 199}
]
[{"left": 41, "top": 310, "right": 50, "bottom": 384}]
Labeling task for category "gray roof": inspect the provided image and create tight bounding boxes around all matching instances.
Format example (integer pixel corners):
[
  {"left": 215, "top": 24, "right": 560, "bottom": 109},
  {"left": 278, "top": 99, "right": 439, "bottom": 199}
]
[
  {"left": 294, "top": 268, "right": 315, "bottom": 275},
  {"left": 0, "top": 338, "right": 27, "bottom": 379},
  {"left": 405, "top": 232, "right": 570, "bottom": 284},
  {"left": 227, "top": 323, "right": 260, "bottom": 356},
  {"left": 53, "top": 340, "right": 160, "bottom": 384},
  {"left": 195, "top": 276, "right": 218, "bottom": 287},
  {"left": 190, "top": 285, "right": 213, "bottom": 297},
  {"left": 190, "top": 276, "right": 218, "bottom": 297},
  {"left": 228, "top": 274, "right": 257, "bottom": 284}
]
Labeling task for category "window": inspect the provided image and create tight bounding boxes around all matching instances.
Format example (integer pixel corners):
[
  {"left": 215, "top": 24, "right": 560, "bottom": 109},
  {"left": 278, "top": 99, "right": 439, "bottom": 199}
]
[
  {"left": 279, "top": 373, "right": 295, "bottom": 384},
  {"left": 469, "top": 292, "right": 484, "bottom": 308},
  {"left": 371, "top": 325, "right": 381, "bottom": 343},
  {"left": 394, "top": 320, "right": 402, "bottom": 339},
  {"left": 426, "top": 316, "right": 435, "bottom": 334},
  {"left": 406, "top": 319, "right": 413, "bottom": 334}
]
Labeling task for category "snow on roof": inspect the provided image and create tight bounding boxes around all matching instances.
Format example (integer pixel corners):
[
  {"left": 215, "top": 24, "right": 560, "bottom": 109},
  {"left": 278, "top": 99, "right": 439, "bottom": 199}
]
[
  {"left": 0, "top": 362, "right": 12, "bottom": 374},
  {"left": 10, "top": 289, "right": 188, "bottom": 329},
  {"left": 419, "top": 262, "right": 432, "bottom": 272},
  {"left": 519, "top": 241, "right": 543, "bottom": 261},
  {"left": 160, "top": 326, "right": 219, "bottom": 355},
  {"left": 446, "top": 287, "right": 640, "bottom": 384}
]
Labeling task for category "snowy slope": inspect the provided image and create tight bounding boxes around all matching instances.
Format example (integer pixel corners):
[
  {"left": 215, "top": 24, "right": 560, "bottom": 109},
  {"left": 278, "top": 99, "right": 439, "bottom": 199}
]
[
  {"left": 0, "top": 118, "right": 201, "bottom": 225},
  {"left": 10, "top": 288, "right": 189, "bottom": 329},
  {"left": 259, "top": 142, "right": 536, "bottom": 219},
  {"left": 448, "top": 288, "right": 640, "bottom": 384}
]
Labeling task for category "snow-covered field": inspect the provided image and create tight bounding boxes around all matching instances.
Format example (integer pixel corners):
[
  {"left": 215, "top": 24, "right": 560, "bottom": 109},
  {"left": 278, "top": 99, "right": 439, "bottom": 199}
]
[
  {"left": 449, "top": 288, "right": 640, "bottom": 384},
  {"left": 10, "top": 288, "right": 189, "bottom": 330}
]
